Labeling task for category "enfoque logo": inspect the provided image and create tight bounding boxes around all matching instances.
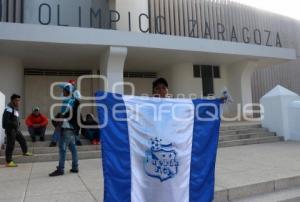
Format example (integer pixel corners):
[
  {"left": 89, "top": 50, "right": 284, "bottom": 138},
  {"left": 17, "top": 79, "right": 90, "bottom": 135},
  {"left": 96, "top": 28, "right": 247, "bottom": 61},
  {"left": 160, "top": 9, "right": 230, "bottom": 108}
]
[{"left": 49, "top": 75, "right": 264, "bottom": 129}]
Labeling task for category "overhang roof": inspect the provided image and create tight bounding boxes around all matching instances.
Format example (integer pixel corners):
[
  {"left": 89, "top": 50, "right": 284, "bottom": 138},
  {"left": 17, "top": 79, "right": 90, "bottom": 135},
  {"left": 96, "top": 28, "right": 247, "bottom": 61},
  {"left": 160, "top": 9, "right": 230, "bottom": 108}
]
[{"left": 0, "top": 23, "right": 296, "bottom": 70}]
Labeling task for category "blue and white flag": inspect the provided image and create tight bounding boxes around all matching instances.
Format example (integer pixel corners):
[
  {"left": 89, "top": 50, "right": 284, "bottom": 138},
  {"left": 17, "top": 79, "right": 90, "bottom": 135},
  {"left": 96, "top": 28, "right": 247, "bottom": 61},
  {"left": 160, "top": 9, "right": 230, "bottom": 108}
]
[{"left": 96, "top": 91, "right": 222, "bottom": 202}]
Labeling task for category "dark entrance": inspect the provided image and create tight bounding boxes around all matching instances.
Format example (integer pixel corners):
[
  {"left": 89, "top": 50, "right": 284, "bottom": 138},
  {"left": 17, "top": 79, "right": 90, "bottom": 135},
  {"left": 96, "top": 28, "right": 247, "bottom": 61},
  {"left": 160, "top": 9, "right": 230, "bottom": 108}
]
[{"left": 201, "top": 65, "right": 214, "bottom": 96}]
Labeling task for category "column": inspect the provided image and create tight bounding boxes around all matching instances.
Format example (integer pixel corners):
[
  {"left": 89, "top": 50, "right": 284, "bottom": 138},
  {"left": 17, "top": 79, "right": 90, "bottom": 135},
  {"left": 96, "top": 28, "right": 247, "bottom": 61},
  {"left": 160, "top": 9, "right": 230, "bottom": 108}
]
[
  {"left": 100, "top": 46, "right": 128, "bottom": 93},
  {"left": 226, "top": 61, "right": 258, "bottom": 117}
]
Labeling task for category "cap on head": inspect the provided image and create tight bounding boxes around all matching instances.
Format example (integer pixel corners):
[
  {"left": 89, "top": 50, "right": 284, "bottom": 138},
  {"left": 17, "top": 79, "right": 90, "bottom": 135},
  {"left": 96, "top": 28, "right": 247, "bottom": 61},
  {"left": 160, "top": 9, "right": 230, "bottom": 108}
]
[
  {"left": 68, "top": 80, "right": 76, "bottom": 85},
  {"left": 32, "top": 106, "right": 40, "bottom": 112}
]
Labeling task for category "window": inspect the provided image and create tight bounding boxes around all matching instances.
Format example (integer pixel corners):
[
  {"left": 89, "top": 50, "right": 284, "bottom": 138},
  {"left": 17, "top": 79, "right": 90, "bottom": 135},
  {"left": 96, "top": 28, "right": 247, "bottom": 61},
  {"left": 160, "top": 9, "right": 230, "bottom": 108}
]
[{"left": 193, "top": 65, "right": 221, "bottom": 78}]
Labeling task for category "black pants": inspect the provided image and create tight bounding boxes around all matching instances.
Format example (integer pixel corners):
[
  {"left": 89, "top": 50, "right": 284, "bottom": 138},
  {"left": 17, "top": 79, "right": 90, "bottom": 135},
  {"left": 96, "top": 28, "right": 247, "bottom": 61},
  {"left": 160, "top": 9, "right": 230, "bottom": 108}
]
[
  {"left": 5, "top": 129, "right": 28, "bottom": 163},
  {"left": 28, "top": 126, "right": 46, "bottom": 140}
]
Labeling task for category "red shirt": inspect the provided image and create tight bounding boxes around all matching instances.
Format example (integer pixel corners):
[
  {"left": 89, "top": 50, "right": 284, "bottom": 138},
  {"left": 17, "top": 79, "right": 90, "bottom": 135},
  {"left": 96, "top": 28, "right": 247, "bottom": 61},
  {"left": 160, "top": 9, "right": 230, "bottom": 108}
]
[{"left": 25, "top": 113, "right": 48, "bottom": 127}]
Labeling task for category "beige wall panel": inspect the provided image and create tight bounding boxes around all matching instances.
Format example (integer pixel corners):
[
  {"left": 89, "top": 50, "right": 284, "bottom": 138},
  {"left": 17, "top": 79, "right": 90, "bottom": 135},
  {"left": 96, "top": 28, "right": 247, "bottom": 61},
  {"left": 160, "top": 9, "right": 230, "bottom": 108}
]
[{"left": 25, "top": 75, "right": 93, "bottom": 119}]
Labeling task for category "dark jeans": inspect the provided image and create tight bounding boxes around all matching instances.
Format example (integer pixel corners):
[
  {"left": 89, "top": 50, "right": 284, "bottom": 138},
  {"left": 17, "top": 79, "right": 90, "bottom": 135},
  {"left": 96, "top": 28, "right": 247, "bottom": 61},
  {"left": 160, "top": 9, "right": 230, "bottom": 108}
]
[
  {"left": 28, "top": 126, "right": 46, "bottom": 140},
  {"left": 5, "top": 129, "right": 28, "bottom": 163},
  {"left": 57, "top": 129, "right": 78, "bottom": 171},
  {"left": 51, "top": 131, "right": 60, "bottom": 143},
  {"left": 75, "top": 128, "right": 82, "bottom": 144},
  {"left": 84, "top": 129, "right": 99, "bottom": 141}
]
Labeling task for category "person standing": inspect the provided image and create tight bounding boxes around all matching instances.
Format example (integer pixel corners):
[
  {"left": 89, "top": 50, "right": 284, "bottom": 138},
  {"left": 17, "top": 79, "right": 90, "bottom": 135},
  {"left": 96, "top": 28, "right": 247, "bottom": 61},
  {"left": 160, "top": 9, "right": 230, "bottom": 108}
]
[
  {"left": 152, "top": 78, "right": 169, "bottom": 98},
  {"left": 49, "top": 84, "right": 79, "bottom": 176},
  {"left": 25, "top": 107, "right": 48, "bottom": 142},
  {"left": 49, "top": 113, "right": 62, "bottom": 147},
  {"left": 68, "top": 80, "right": 82, "bottom": 146},
  {"left": 2, "top": 94, "right": 32, "bottom": 167}
]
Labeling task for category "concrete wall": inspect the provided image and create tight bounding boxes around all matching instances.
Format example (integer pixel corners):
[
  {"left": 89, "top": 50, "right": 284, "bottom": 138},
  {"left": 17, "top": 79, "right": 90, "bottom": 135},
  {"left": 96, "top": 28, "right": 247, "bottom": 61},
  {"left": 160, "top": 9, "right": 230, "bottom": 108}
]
[
  {"left": 24, "top": 0, "right": 93, "bottom": 27},
  {"left": 114, "top": 0, "right": 149, "bottom": 32},
  {"left": 252, "top": 58, "right": 300, "bottom": 104},
  {"left": 158, "top": 63, "right": 202, "bottom": 98},
  {"left": 24, "top": 75, "right": 94, "bottom": 119},
  {"left": 0, "top": 57, "right": 24, "bottom": 115},
  {"left": 91, "top": 0, "right": 110, "bottom": 28},
  {"left": 124, "top": 77, "right": 153, "bottom": 96},
  {"left": 158, "top": 63, "right": 228, "bottom": 99},
  {"left": 21, "top": 0, "right": 148, "bottom": 30},
  {"left": 148, "top": 0, "right": 294, "bottom": 49},
  {"left": 0, "top": 0, "right": 23, "bottom": 22},
  {"left": 214, "top": 66, "right": 228, "bottom": 98}
]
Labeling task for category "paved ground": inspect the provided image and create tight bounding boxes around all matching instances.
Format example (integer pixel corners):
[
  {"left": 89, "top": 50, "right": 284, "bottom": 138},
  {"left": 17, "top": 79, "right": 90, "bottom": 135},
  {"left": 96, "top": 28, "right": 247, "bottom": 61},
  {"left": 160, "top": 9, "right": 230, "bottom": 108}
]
[{"left": 1, "top": 141, "right": 300, "bottom": 202}]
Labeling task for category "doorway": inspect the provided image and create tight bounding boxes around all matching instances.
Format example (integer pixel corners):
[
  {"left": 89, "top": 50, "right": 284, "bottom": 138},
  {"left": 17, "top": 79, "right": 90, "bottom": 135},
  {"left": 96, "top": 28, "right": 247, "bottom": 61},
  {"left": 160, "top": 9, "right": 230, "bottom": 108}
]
[{"left": 201, "top": 65, "right": 214, "bottom": 96}]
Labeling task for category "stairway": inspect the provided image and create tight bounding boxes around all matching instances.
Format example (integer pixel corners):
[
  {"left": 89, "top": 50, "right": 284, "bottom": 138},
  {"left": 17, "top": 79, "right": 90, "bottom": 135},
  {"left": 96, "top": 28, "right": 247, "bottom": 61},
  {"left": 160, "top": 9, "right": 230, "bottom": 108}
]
[
  {"left": 219, "top": 123, "right": 283, "bottom": 147},
  {"left": 232, "top": 186, "right": 300, "bottom": 202},
  {"left": 0, "top": 123, "right": 282, "bottom": 164}
]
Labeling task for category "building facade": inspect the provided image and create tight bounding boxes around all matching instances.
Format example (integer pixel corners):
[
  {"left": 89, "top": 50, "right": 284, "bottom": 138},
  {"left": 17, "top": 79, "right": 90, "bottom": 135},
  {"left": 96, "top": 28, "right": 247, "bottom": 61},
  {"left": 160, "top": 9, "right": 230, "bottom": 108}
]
[{"left": 0, "top": 0, "right": 298, "bottom": 118}]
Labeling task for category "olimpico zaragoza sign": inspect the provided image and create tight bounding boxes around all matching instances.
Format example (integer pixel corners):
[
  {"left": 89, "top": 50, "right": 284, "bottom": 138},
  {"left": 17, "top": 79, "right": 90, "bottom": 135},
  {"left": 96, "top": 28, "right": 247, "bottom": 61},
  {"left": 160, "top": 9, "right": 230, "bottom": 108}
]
[{"left": 34, "top": 2, "right": 283, "bottom": 48}]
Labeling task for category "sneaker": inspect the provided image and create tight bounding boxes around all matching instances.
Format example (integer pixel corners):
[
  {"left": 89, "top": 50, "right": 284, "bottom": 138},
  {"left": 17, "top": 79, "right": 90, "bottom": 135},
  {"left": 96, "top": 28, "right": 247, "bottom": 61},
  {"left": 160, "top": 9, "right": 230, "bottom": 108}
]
[
  {"left": 49, "top": 169, "right": 64, "bottom": 177},
  {"left": 6, "top": 161, "right": 18, "bottom": 167},
  {"left": 31, "top": 137, "right": 36, "bottom": 142},
  {"left": 96, "top": 140, "right": 100, "bottom": 145},
  {"left": 92, "top": 140, "right": 97, "bottom": 145},
  {"left": 70, "top": 169, "right": 79, "bottom": 173},
  {"left": 40, "top": 136, "right": 45, "bottom": 142},
  {"left": 23, "top": 152, "right": 33, "bottom": 156},
  {"left": 49, "top": 142, "right": 57, "bottom": 147}
]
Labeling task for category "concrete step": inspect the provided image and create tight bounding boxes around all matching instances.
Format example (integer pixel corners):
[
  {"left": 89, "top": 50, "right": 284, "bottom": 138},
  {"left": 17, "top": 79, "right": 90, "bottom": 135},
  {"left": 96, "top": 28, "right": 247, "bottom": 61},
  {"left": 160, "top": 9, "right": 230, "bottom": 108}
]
[
  {"left": 220, "top": 123, "right": 262, "bottom": 131},
  {"left": 0, "top": 144, "right": 100, "bottom": 155},
  {"left": 1, "top": 122, "right": 281, "bottom": 163},
  {"left": 14, "top": 139, "right": 91, "bottom": 148},
  {"left": 219, "top": 132, "right": 276, "bottom": 142},
  {"left": 9, "top": 133, "right": 280, "bottom": 156},
  {"left": 3, "top": 138, "right": 283, "bottom": 163},
  {"left": 20, "top": 122, "right": 262, "bottom": 133},
  {"left": 0, "top": 150, "right": 100, "bottom": 164},
  {"left": 218, "top": 136, "right": 283, "bottom": 147},
  {"left": 214, "top": 175, "right": 300, "bottom": 202},
  {"left": 22, "top": 131, "right": 55, "bottom": 141},
  {"left": 220, "top": 128, "right": 268, "bottom": 136},
  {"left": 20, "top": 124, "right": 264, "bottom": 138},
  {"left": 18, "top": 132, "right": 279, "bottom": 148},
  {"left": 232, "top": 186, "right": 300, "bottom": 202}
]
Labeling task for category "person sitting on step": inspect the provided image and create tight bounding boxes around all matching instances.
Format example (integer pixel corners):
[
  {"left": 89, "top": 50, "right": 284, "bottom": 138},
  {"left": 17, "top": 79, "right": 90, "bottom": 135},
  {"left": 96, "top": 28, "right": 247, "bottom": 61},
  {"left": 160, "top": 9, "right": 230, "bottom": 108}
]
[
  {"left": 25, "top": 107, "right": 48, "bottom": 142},
  {"left": 81, "top": 113, "right": 100, "bottom": 145}
]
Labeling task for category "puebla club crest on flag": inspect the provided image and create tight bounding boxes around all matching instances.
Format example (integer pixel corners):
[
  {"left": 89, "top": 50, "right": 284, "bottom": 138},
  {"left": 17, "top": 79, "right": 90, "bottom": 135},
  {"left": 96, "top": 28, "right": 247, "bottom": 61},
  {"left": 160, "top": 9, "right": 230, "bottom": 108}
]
[
  {"left": 144, "top": 137, "right": 179, "bottom": 182},
  {"left": 96, "top": 91, "right": 222, "bottom": 202}
]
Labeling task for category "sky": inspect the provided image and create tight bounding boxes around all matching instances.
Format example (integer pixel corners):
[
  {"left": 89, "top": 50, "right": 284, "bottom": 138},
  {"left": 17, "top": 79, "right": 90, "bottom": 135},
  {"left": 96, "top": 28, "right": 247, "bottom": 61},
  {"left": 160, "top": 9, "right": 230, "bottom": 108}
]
[{"left": 236, "top": 0, "right": 300, "bottom": 20}]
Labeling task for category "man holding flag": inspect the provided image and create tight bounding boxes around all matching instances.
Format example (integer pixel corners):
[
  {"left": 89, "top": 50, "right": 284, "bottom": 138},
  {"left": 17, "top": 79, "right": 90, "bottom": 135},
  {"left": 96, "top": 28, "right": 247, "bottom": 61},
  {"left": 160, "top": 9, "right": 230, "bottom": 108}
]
[{"left": 96, "top": 77, "right": 223, "bottom": 202}]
